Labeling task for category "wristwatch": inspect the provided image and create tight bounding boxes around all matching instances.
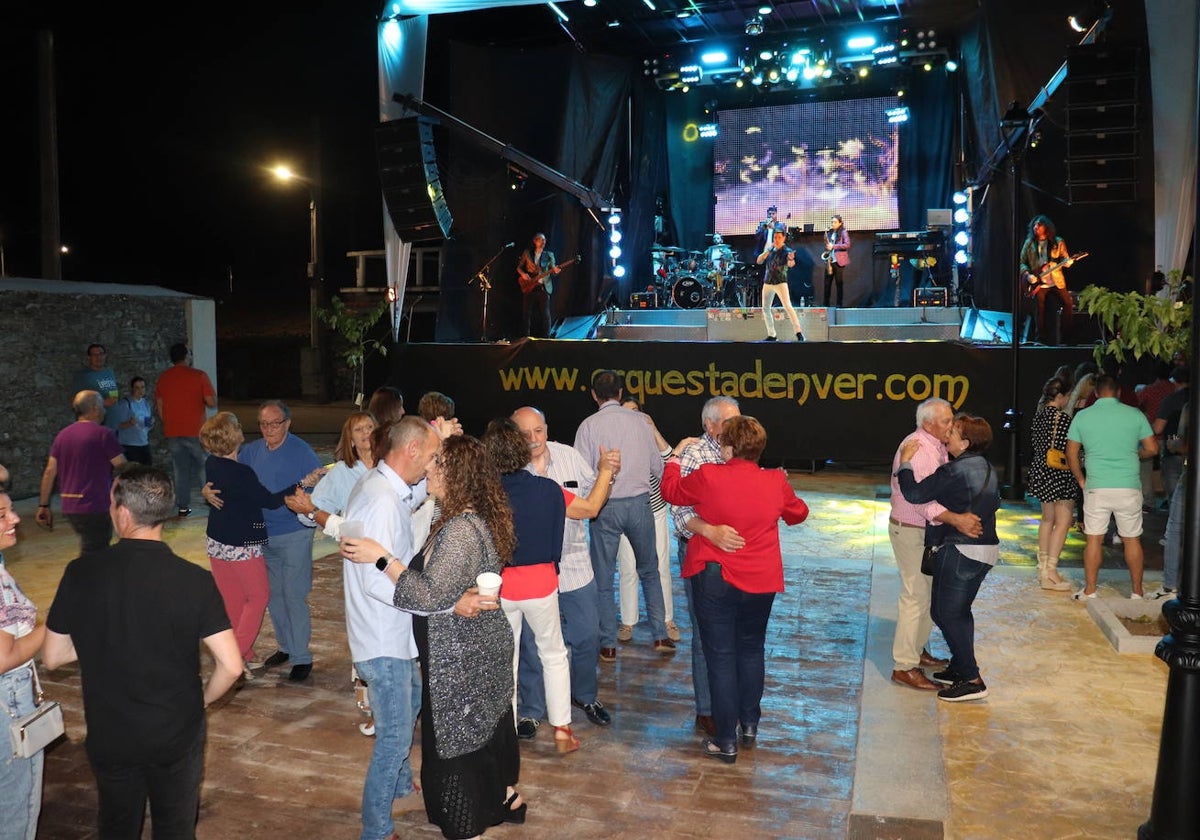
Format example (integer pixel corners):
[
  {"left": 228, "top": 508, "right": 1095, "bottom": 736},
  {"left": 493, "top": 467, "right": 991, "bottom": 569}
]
[
  {"left": 376, "top": 555, "right": 393, "bottom": 571},
  {"left": 305, "top": 510, "right": 317, "bottom": 521}
]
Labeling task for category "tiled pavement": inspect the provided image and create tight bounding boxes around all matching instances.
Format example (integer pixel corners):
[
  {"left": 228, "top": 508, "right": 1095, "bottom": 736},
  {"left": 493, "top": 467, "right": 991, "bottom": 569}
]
[{"left": 9, "top": 435, "right": 1171, "bottom": 839}]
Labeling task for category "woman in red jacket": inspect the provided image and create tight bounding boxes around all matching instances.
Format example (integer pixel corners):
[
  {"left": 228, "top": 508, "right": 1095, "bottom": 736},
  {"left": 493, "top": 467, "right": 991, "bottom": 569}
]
[{"left": 660, "top": 416, "right": 808, "bottom": 764}]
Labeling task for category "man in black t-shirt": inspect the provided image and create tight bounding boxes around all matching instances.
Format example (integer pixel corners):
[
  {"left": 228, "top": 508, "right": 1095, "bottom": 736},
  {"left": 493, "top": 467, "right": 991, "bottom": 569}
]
[
  {"left": 44, "top": 465, "right": 241, "bottom": 838},
  {"left": 1154, "top": 367, "right": 1190, "bottom": 505}
]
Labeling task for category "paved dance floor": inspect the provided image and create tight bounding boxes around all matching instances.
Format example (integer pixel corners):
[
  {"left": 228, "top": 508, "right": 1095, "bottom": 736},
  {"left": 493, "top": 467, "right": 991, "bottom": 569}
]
[{"left": 13, "top": 466, "right": 1169, "bottom": 839}]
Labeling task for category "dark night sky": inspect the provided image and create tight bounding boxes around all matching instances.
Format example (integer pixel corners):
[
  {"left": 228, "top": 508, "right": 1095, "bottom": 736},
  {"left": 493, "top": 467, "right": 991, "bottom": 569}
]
[{"left": 0, "top": 4, "right": 386, "bottom": 306}]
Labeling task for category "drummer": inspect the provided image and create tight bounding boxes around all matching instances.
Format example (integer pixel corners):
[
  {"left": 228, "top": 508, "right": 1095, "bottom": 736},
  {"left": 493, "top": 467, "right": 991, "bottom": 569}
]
[{"left": 705, "top": 234, "right": 734, "bottom": 295}]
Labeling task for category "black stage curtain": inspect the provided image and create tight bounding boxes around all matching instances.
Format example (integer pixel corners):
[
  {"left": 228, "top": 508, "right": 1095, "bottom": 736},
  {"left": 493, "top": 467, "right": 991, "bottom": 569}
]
[
  {"left": 961, "top": 0, "right": 1153, "bottom": 313},
  {"left": 423, "top": 33, "right": 644, "bottom": 340}
]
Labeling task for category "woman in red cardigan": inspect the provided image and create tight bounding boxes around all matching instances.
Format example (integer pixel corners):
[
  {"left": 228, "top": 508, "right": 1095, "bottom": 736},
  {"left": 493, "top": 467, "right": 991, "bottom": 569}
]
[{"left": 660, "top": 416, "right": 808, "bottom": 764}]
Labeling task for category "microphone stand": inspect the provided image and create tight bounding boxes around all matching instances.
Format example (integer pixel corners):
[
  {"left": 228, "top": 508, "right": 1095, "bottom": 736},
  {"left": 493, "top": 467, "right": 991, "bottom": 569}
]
[{"left": 468, "top": 243, "right": 513, "bottom": 342}]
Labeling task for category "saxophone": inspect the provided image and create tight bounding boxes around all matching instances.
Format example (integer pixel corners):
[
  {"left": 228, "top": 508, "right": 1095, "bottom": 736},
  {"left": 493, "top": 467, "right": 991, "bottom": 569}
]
[{"left": 821, "top": 228, "right": 837, "bottom": 264}]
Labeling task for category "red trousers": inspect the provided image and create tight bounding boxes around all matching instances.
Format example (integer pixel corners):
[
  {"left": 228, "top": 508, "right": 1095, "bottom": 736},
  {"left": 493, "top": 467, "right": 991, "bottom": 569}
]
[{"left": 209, "top": 555, "right": 270, "bottom": 662}]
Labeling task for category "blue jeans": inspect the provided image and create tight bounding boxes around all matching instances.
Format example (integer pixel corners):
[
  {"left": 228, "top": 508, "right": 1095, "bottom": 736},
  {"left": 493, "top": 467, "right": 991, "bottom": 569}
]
[
  {"left": 692, "top": 562, "right": 775, "bottom": 750},
  {"left": 354, "top": 656, "right": 421, "bottom": 840},
  {"left": 1163, "top": 471, "right": 1185, "bottom": 590},
  {"left": 930, "top": 545, "right": 992, "bottom": 682},
  {"left": 91, "top": 722, "right": 205, "bottom": 839},
  {"left": 517, "top": 580, "right": 601, "bottom": 719},
  {"left": 1162, "top": 454, "right": 1185, "bottom": 506},
  {"left": 263, "top": 528, "right": 315, "bottom": 665},
  {"left": 588, "top": 495, "right": 667, "bottom": 647},
  {"left": 680, "top": 539, "right": 711, "bottom": 716},
  {"left": 0, "top": 664, "right": 43, "bottom": 840},
  {"left": 167, "top": 437, "right": 207, "bottom": 511}
]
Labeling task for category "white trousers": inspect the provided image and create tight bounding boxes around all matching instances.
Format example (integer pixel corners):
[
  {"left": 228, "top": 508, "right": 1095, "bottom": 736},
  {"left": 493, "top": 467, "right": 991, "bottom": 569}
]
[
  {"left": 503, "top": 590, "right": 572, "bottom": 726},
  {"left": 617, "top": 504, "right": 674, "bottom": 626},
  {"left": 762, "top": 282, "right": 802, "bottom": 337},
  {"left": 889, "top": 519, "right": 934, "bottom": 671}
]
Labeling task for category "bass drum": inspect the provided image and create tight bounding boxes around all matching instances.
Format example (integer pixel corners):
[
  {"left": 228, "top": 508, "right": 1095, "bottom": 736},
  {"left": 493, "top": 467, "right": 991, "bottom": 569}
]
[{"left": 671, "top": 275, "right": 708, "bottom": 309}]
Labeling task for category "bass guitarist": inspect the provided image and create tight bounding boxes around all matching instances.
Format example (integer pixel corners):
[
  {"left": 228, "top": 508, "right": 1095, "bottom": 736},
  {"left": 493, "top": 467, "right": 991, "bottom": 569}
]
[
  {"left": 518, "top": 232, "right": 560, "bottom": 338},
  {"left": 1020, "top": 214, "right": 1075, "bottom": 345}
]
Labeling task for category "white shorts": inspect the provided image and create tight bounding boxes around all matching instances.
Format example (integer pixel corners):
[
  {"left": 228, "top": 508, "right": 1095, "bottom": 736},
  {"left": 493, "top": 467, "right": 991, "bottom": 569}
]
[{"left": 1082, "top": 488, "right": 1143, "bottom": 538}]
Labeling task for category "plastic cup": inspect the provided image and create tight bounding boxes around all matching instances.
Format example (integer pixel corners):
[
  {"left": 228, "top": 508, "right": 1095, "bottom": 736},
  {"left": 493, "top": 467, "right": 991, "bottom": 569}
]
[
  {"left": 340, "top": 521, "right": 365, "bottom": 540},
  {"left": 475, "top": 572, "right": 502, "bottom": 597}
]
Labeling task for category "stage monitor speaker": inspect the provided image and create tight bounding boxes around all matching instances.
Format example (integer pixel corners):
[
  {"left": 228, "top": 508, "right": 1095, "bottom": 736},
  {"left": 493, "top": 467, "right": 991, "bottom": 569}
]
[{"left": 376, "top": 117, "right": 452, "bottom": 242}]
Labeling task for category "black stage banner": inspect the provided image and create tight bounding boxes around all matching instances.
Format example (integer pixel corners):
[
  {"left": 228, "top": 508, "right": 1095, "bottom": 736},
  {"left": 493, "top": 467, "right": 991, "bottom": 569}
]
[{"left": 389, "top": 341, "right": 1093, "bottom": 467}]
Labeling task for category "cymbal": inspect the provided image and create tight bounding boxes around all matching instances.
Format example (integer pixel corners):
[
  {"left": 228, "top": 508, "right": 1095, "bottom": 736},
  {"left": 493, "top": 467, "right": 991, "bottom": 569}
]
[{"left": 651, "top": 245, "right": 683, "bottom": 253}]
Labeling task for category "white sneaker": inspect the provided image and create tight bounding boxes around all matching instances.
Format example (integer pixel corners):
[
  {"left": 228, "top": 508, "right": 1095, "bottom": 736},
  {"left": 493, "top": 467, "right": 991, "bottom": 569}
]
[
  {"left": 1073, "top": 589, "right": 1097, "bottom": 601},
  {"left": 1129, "top": 592, "right": 1144, "bottom": 600}
]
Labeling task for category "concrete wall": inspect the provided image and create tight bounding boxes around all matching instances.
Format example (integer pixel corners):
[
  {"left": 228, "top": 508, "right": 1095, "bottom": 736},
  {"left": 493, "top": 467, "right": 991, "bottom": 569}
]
[{"left": 0, "top": 279, "right": 216, "bottom": 501}]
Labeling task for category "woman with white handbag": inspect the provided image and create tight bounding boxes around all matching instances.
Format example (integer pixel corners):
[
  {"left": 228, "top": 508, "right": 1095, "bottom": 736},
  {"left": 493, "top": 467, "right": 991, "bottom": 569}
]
[{"left": 1, "top": 486, "right": 48, "bottom": 840}]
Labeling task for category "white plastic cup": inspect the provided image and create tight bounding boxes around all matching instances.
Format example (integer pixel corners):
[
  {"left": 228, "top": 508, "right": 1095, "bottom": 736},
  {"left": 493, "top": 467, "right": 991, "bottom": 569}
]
[
  {"left": 475, "top": 572, "right": 502, "bottom": 597},
  {"left": 340, "top": 520, "right": 365, "bottom": 540}
]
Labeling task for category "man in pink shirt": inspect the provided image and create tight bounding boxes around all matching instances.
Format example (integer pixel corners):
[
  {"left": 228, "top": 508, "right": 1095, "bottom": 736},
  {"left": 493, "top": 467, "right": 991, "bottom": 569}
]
[
  {"left": 888, "top": 398, "right": 981, "bottom": 690},
  {"left": 155, "top": 343, "right": 216, "bottom": 517}
]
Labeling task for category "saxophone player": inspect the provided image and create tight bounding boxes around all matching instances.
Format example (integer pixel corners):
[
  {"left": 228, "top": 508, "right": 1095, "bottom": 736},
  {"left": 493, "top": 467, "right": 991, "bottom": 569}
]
[{"left": 822, "top": 214, "right": 851, "bottom": 307}]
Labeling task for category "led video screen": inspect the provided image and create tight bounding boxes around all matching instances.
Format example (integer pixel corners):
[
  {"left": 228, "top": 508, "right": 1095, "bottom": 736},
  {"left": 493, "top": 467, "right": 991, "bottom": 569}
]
[{"left": 713, "top": 96, "right": 900, "bottom": 235}]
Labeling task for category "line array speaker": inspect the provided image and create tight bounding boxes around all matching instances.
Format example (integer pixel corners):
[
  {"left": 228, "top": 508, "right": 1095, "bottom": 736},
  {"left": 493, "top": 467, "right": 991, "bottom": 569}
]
[{"left": 376, "top": 117, "right": 453, "bottom": 242}]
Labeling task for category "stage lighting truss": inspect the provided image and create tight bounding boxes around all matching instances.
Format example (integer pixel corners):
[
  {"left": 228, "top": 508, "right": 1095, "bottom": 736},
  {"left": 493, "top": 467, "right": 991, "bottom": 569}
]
[
  {"left": 607, "top": 209, "right": 625, "bottom": 279},
  {"left": 646, "top": 28, "right": 958, "bottom": 93}
]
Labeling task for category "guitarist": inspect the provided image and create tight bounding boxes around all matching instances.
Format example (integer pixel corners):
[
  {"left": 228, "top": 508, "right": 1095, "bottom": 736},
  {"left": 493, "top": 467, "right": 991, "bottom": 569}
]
[
  {"left": 518, "top": 232, "right": 560, "bottom": 338},
  {"left": 1020, "top": 214, "right": 1075, "bottom": 345}
]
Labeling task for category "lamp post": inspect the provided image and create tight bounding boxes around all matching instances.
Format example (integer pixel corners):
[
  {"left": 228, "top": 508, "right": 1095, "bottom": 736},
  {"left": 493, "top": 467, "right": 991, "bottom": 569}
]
[{"left": 271, "top": 163, "right": 327, "bottom": 400}]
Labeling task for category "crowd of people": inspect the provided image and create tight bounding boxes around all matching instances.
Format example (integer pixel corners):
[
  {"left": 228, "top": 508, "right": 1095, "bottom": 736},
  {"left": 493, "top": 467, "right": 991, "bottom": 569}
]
[{"left": 1, "top": 343, "right": 1187, "bottom": 838}]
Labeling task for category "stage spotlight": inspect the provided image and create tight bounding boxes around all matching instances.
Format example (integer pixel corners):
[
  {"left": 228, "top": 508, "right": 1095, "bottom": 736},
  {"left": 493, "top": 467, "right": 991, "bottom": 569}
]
[
  {"left": 613, "top": 265, "right": 627, "bottom": 278},
  {"left": 847, "top": 35, "right": 876, "bottom": 50},
  {"left": 752, "top": 74, "right": 764, "bottom": 85},
  {"left": 786, "top": 67, "right": 799, "bottom": 82},
  {"left": 609, "top": 245, "right": 622, "bottom": 259},
  {"left": 954, "top": 250, "right": 969, "bottom": 265},
  {"left": 1068, "top": 15, "right": 1086, "bottom": 32},
  {"left": 858, "top": 67, "right": 869, "bottom": 77},
  {"left": 610, "top": 231, "right": 622, "bottom": 245},
  {"left": 767, "top": 67, "right": 780, "bottom": 82},
  {"left": 923, "top": 62, "right": 933, "bottom": 72},
  {"left": 583, "top": 0, "right": 596, "bottom": 5},
  {"left": 954, "top": 231, "right": 970, "bottom": 247},
  {"left": 896, "top": 88, "right": 905, "bottom": 97},
  {"left": 701, "top": 51, "right": 728, "bottom": 65},
  {"left": 758, "top": 4, "right": 771, "bottom": 14},
  {"left": 945, "top": 59, "right": 958, "bottom": 72},
  {"left": 759, "top": 49, "right": 774, "bottom": 60},
  {"left": 736, "top": 78, "right": 744, "bottom": 87},
  {"left": 802, "top": 66, "right": 818, "bottom": 80},
  {"left": 953, "top": 208, "right": 968, "bottom": 224},
  {"left": 952, "top": 191, "right": 967, "bottom": 204},
  {"left": 608, "top": 212, "right": 621, "bottom": 225},
  {"left": 745, "top": 16, "right": 764, "bottom": 36},
  {"left": 821, "top": 68, "right": 833, "bottom": 79}
]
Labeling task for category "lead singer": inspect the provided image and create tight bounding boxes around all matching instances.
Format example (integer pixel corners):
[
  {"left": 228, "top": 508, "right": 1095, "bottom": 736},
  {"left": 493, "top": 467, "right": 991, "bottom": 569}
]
[
  {"left": 823, "top": 214, "right": 851, "bottom": 307},
  {"left": 756, "top": 229, "right": 805, "bottom": 342}
]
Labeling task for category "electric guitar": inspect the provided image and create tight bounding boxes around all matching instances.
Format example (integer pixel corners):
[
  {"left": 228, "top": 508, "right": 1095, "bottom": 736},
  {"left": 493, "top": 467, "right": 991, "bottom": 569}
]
[
  {"left": 518, "top": 256, "right": 578, "bottom": 296},
  {"left": 1024, "top": 251, "right": 1089, "bottom": 298}
]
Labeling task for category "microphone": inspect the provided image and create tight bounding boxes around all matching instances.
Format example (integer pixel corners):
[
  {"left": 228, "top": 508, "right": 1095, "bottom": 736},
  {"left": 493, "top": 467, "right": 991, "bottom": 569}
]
[{"left": 504, "top": 242, "right": 515, "bottom": 249}]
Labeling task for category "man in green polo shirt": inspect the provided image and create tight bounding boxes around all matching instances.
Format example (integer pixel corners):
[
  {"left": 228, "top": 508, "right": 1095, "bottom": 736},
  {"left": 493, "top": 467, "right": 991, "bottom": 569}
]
[{"left": 1066, "top": 375, "right": 1158, "bottom": 600}]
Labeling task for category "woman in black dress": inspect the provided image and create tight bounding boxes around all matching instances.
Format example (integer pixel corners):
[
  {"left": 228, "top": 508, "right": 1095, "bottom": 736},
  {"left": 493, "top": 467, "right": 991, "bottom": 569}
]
[{"left": 1027, "top": 377, "right": 1075, "bottom": 591}]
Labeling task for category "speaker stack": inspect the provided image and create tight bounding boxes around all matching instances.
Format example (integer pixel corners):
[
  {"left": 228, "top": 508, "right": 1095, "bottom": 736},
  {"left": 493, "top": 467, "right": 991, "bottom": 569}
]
[
  {"left": 376, "top": 117, "right": 453, "bottom": 242},
  {"left": 1064, "top": 44, "right": 1140, "bottom": 205}
]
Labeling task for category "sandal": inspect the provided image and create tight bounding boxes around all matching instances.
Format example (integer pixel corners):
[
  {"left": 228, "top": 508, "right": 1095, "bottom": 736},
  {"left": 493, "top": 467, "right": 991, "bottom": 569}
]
[
  {"left": 497, "top": 790, "right": 526, "bottom": 825},
  {"left": 553, "top": 724, "right": 580, "bottom": 754},
  {"left": 703, "top": 738, "right": 738, "bottom": 764}
]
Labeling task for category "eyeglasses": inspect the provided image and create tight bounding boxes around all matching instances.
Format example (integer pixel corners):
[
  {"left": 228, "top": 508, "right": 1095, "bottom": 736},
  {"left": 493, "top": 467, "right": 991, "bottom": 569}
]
[{"left": 259, "top": 419, "right": 288, "bottom": 428}]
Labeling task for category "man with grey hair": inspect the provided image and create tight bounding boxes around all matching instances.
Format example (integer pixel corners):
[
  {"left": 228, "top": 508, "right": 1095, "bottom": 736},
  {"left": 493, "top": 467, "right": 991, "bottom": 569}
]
[
  {"left": 44, "top": 464, "right": 242, "bottom": 838},
  {"left": 888, "top": 397, "right": 981, "bottom": 690},
  {"left": 670, "top": 395, "right": 745, "bottom": 736},
  {"left": 235, "top": 400, "right": 323, "bottom": 681},
  {"left": 36, "top": 390, "right": 127, "bottom": 552},
  {"left": 575, "top": 370, "right": 671, "bottom": 658}
]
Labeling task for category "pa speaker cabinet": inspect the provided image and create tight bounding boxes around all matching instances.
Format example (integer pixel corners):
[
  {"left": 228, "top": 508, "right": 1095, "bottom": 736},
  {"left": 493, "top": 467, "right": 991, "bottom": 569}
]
[{"left": 377, "top": 117, "right": 453, "bottom": 242}]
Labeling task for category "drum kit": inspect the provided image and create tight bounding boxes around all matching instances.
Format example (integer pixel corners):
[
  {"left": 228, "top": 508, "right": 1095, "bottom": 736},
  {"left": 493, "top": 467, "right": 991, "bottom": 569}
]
[{"left": 649, "top": 237, "right": 752, "bottom": 309}]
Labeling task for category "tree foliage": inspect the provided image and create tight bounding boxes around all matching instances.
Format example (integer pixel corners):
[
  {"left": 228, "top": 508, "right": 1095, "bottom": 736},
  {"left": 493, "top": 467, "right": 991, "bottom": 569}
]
[
  {"left": 1077, "top": 270, "right": 1192, "bottom": 364},
  {"left": 316, "top": 295, "right": 389, "bottom": 401}
]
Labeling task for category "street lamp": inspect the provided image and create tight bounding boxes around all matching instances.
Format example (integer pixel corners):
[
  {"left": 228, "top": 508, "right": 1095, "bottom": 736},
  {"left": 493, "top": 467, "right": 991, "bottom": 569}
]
[{"left": 271, "top": 162, "right": 327, "bottom": 400}]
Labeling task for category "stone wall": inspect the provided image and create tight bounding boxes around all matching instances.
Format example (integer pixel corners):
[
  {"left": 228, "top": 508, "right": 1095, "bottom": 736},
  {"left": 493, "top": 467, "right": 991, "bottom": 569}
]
[{"left": 0, "top": 280, "right": 211, "bottom": 501}]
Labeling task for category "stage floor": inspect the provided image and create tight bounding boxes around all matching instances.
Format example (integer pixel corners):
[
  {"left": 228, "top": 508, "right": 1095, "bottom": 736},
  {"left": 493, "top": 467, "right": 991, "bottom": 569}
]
[{"left": 567, "top": 305, "right": 1001, "bottom": 343}]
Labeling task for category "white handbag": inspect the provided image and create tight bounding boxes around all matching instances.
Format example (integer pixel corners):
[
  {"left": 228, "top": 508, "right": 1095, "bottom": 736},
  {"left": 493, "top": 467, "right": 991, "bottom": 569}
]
[{"left": 8, "top": 663, "right": 65, "bottom": 759}]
